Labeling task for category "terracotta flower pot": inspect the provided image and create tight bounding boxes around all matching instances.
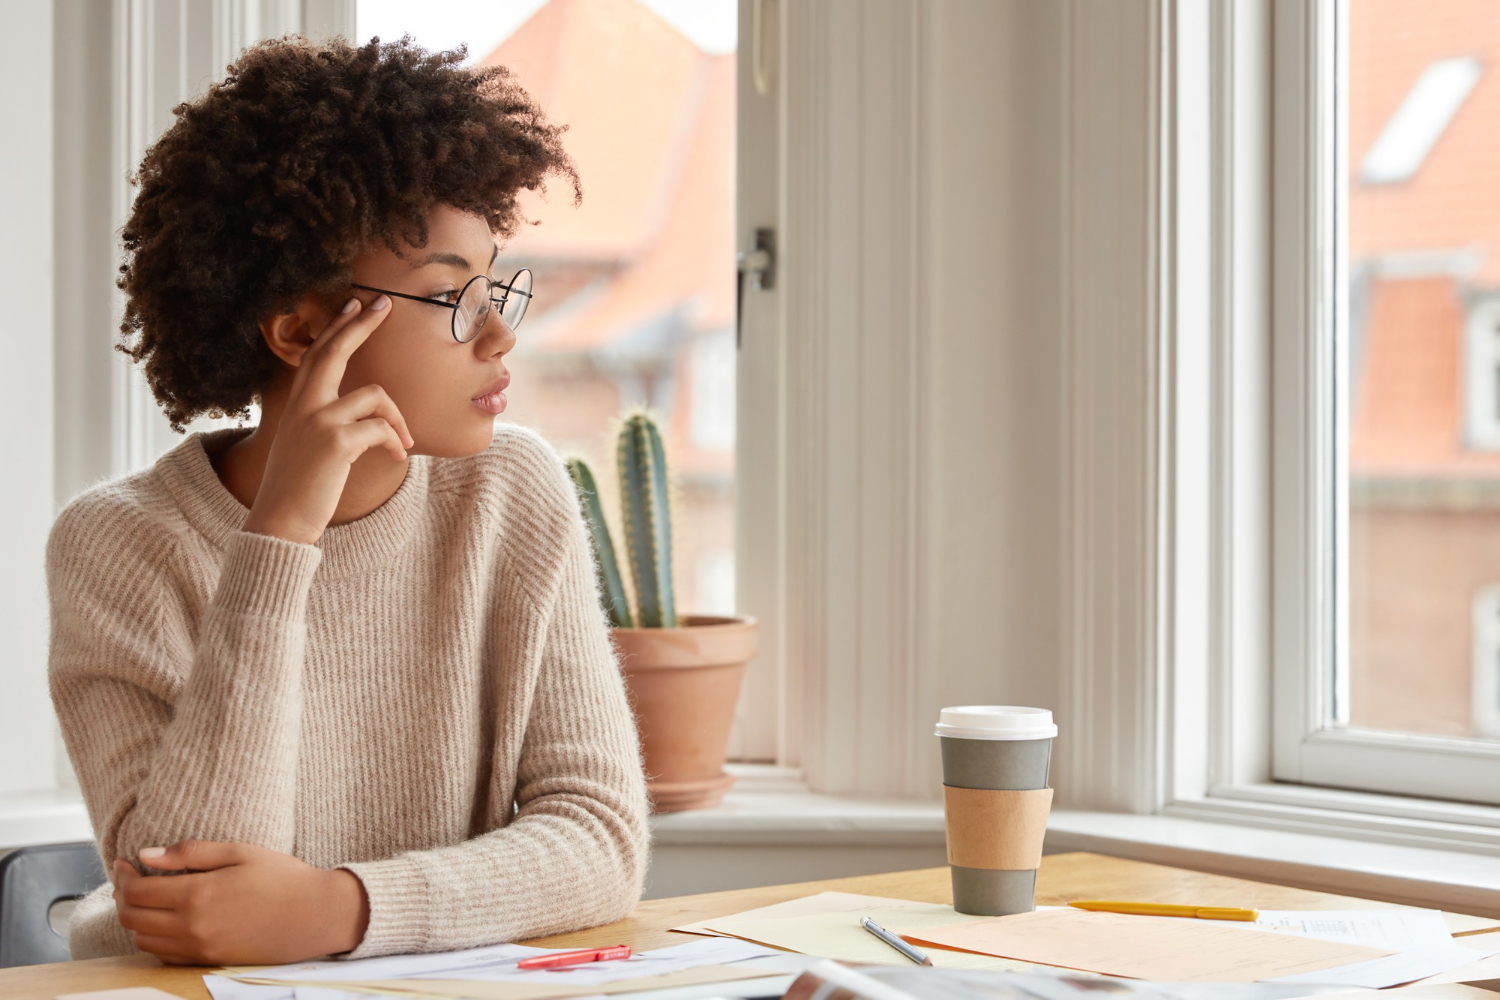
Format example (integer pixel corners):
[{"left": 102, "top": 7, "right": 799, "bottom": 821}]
[{"left": 611, "top": 614, "right": 758, "bottom": 812}]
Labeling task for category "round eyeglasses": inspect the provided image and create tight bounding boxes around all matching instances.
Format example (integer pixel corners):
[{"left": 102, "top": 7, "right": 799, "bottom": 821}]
[{"left": 352, "top": 268, "right": 533, "bottom": 343}]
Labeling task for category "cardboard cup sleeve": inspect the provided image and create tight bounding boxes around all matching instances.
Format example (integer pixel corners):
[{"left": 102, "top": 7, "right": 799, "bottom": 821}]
[{"left": 942, "top": 786, "right": 1054, "bottom": 871}]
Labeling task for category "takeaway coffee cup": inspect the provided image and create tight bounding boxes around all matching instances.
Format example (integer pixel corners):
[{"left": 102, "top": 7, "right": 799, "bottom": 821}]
[{"left": 936, "top": 705, "right": 1057, "bottom": 916}]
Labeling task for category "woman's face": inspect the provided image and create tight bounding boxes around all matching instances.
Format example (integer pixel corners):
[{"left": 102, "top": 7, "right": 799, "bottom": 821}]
[{"left": 336, "top": 202, "right": 518, "bottom": 459}]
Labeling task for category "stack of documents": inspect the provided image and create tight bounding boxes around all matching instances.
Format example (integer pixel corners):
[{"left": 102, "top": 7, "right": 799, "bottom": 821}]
[
  {"left": 203, "top": 937, "right": 808, "bottom": 1000},
  {"left": 673, "top": 891, "right": 1500, "bottom": 991}
]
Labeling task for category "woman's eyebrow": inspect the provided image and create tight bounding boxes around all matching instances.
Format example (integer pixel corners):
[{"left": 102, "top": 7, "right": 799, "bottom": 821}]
[{"left": 409, "top": 245, "right": 501, "bottom": 271}]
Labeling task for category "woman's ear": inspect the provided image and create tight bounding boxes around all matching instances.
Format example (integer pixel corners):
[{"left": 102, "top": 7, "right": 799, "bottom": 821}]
[{"left": 259, "top": 294, "right": 335, "bottom": 370}]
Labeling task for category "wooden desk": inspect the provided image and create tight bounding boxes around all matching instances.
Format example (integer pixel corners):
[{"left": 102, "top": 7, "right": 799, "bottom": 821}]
[{"left": 7, "top": 851, "right": 1500, "bottom": 1000}]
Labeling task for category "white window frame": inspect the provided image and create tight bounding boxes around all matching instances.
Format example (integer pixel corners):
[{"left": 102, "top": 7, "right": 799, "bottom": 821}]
[
  {"left": 1062, "top": 0, "right": 1500, "bottom": 853},
  {"left": 1472, "top": 585, "right": 1500, "bottom": 739},
  {"left": 1466, "top": 298, "right": 1500, "bottom": 450}
]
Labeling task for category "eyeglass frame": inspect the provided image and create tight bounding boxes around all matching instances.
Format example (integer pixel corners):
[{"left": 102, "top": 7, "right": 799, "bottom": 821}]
[{"left": 351, "top": 268, "right": 533, "bottom": 343}]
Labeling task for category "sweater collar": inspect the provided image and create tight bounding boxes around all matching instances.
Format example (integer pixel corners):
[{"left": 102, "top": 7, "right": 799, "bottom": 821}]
[{"left": 156, "top": 425, "right": 429, "bottom": 578}]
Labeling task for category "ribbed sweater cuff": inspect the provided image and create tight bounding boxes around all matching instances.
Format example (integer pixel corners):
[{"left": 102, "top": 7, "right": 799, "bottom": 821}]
[
  {"left": 214, "top": 530, "right": 323, "bottom": 619},
  {"left": 335, "top": 855, "right": 432, "bottom": 960}
]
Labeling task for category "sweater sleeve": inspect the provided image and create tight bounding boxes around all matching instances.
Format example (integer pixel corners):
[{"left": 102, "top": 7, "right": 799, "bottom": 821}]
[
  {"left": 333, "top": 499, "right": 651, "bottom": 960},
  {"left": 47, "top": 504, "right": 323, "bottom": 956}
]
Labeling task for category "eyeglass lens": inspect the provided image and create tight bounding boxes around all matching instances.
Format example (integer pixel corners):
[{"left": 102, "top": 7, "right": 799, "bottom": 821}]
[{"left": 454, "top": 269, "right": 533, "bottom": 342}]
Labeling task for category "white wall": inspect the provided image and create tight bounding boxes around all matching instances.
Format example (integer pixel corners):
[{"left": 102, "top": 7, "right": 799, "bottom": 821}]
[{"left": 3, "top": 1, "right": 59, "bottom": 794}]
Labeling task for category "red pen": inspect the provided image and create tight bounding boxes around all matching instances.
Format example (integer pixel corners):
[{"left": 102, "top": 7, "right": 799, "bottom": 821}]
[{"left": 515, "top": 944, "right": 632, "bottom": 970}]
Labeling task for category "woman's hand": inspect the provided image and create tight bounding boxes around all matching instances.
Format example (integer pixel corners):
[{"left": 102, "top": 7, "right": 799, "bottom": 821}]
[
  {"left": 112, "top": 840, "right": 370, "bottom": 966},
  {"left": 244, "top": 294, "right": 417, "bottom": 545}
]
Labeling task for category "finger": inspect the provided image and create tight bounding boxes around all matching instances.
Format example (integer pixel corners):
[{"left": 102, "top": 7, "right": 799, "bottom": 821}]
[
  {"left": 321, "top": 384, "right": 416, "bottom": 450},
  {"left": 141, "top": 839, "right": 245, "bottom": 873},
  {"left": 296, "top": 294, "right": 391, "bottom": 407},
  {"left": 287, "top": 296, "right": 363, "bottom": 400},
  {"left": 117, "top": 869, "right": 204, "bottom": 909},
  {"left": 153, "top": 953, "right": 200, "bottom": 967},
  {"left": 112, "top": 856, "right": 137, "bottom": 883},
  {"left": 117, "top": 899, "right": 182, "bottom": 935},
  {"left": 131, "top": 932, "right": 199, "bottom": 965},
  {"left": 334, "top": 417, "right": 408, "bottom": 463}
]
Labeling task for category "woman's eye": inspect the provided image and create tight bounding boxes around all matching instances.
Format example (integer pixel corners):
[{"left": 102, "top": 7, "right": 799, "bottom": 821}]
[{"left": 434, "top": 289, "right": 460, "bottom": 304}]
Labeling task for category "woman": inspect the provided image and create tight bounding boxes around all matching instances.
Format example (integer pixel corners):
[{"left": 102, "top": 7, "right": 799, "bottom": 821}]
[{"left": 45, "top": 33, "right": 650, "bottom": 965}]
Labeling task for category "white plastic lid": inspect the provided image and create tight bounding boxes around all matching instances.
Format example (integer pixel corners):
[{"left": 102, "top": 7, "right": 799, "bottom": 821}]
[{"left": 934, "top": 705, "right": 1058, "bottom": 741}]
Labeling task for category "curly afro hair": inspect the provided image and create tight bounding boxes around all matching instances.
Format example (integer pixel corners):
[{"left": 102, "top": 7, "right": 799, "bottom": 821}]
[{"left": 115, "top": 33, "right": 581, "bottom": 432}]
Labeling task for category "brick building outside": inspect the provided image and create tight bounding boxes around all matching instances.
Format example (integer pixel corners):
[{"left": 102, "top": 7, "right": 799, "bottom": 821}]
[{"left": 1347, "top": 0, "right": 1500, "bottom": 738}]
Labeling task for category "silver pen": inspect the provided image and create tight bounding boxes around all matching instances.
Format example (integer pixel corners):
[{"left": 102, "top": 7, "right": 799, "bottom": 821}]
[{"left": 860, "top": 915, "right": 934, "bottom": 966}]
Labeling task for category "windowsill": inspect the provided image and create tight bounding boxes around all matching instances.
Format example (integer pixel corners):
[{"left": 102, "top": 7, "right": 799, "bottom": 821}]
[{"left": 654, "top": 766, "right": 1500, "bottom": 921}]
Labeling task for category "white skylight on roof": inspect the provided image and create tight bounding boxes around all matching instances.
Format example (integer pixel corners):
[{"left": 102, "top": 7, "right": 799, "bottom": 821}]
[{"left": 1360, "top": 55, "right": 1483, "bottom": 185}]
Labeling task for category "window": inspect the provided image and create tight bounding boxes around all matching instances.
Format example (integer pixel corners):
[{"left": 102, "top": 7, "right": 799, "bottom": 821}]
[{"left": 1272, "top": 0, "right": 1500, "bottom": 805}]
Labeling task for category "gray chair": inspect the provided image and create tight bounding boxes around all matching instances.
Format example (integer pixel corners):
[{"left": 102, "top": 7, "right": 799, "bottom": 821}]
[{"left": 0, "top": 842, "right": 106, "bottom": 967}]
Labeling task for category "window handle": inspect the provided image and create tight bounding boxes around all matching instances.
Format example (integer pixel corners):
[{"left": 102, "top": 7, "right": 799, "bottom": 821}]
[{"left": 736, "top": 226, "right": 776, "bottom": 350}]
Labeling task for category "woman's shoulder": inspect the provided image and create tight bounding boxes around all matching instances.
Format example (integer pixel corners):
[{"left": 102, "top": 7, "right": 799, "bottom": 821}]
[
  {"left": 46, "top": 470, "right": 187, "bottom": 645},
  {"left": 47, "top": 468, "right": 182, "bottom": 584}
]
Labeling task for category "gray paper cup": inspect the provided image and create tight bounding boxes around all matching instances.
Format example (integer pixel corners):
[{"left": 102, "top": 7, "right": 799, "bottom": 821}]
[{"left": 936, "top": 705, "right": 1056, "bottom": 916}]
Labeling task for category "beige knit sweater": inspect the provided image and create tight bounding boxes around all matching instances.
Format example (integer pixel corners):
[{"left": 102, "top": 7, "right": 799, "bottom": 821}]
[{"left": 46, "top": 423, "right": 651, "bottom": 961}]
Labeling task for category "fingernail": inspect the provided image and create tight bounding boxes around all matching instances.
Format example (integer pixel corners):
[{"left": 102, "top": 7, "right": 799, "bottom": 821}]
[
  {"left": 140, "top": 846, "right": 165, "bottom": 859},
  {"left": 342, "top": 297, "right": 360, "bottom": 314},
  {"left": 372, "top": 294, "right": 390, "bottom": 311}
]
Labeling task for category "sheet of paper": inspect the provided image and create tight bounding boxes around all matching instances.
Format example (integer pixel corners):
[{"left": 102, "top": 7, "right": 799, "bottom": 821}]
[
  {"left": 1249, "top": 909, "right": 1456, "bottom": 952},
  {"left": 239, "top": 962, "right": 794, "bottom": 1000},
  {"left": 836, "top": 967, "right": 1356, "bottom": 1000},
  {"left": 891, "top": 907, "right": 1395, "bottom": 983},
  {"left": 671, "top": 890, "right": 943, "bottom": 937},
  {"left": 1264, "top": 944, "right": 1500, "bottom": 990},
  {"left": 704, "top": 904, "right": 1046, "bottom": 973},
  {"left": 219, "top": 942, "right": 557, "bottom": 982},
  {"left": 55, "top": 990, "right": 200, "bottom": 1000},
  {"left": 233, "top": 938, "right": 777, "bottom": 987},
  {"left": 1309, "top": 987, "right": 1500, "bottom": 999},
  {"left": 1400, "top": 942, "right": 1500, "bottom": 986},
  {"left": 224, "top": 939, "right": 792, "bottom": 1000},
  {"left": 204, "top": 976, "right": 297, "bottom": 1000}
]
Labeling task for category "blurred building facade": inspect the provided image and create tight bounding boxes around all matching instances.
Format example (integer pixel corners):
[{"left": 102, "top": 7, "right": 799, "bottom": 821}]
[{"left": 1347, "top": 0, "right": 1500, "bottom": 737}]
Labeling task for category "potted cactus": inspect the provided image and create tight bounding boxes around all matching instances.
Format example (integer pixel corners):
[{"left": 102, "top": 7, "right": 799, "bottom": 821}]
[{"left": 567, "top": 409, "right": 758, "bottom": 812}]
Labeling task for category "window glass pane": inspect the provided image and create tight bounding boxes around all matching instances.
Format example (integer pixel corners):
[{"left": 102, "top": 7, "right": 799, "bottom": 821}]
[
  {"left": 355, "top": 0, "right": 738, "bottom": 617},
  {"left": 1344, "top": 0, "right": 1500, "bottom": 739}
]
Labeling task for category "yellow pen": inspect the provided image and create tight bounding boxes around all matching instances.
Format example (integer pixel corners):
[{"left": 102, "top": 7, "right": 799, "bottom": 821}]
[{"left": 1069, "top": 900, "right": 1260, "bottom": 921}]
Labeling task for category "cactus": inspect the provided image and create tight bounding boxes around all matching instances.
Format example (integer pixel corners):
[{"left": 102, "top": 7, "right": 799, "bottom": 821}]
[
  {"left": 567, "top": 456, "right": 634, "bottom": 628},
  {"left": 617, "top": 409, "right": 677, "bottom": 628}
]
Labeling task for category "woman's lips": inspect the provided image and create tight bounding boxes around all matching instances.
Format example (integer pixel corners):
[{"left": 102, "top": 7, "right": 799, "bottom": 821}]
[
  {"left": 472, "top": 373, "right": 510, "bottom": 415},
  {"left": 472, "top": 389, "right": 507, "bottom": 415}
]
